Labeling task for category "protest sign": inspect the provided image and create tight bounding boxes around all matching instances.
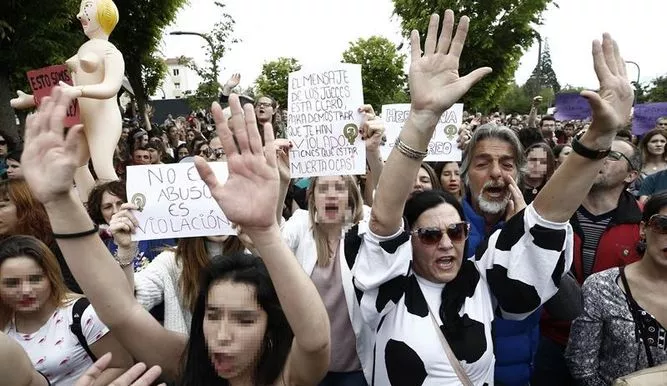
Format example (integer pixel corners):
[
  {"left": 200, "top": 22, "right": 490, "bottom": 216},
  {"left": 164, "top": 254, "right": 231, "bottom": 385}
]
[
  {"left": 26, "top": 64, "right": 80, "bottom": 127},
  {"left": 126, "top": 163, "right": 234, "bottom": 241},
  {"left": 287, "top": 64, "right": 365, "bottom": 178},
  {"left": 380, "top": 103, "right": 464, "bottom": 162},
  {"left": 632, "top": 102, "right": 667, "bottom": 136},
  {"left": 554, "top": 93, "right": 591, "bottom": 121}
]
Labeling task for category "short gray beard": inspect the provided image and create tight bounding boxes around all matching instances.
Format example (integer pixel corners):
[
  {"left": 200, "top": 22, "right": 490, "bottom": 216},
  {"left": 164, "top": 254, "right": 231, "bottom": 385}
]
[{"left": 477, "top": 191, "right": 510, "bottom": 215}]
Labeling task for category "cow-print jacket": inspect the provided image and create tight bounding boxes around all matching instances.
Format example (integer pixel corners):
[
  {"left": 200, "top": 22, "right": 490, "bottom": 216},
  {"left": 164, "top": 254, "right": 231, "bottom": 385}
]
[{"left": 351, "top": 204, "right": 573, "bottom": 386}]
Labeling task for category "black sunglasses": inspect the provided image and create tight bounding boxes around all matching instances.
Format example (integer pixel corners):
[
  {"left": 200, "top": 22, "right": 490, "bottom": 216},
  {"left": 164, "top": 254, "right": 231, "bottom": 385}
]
[
  {"left": 647, "top": 214, "right": 667, "bottom": 234},
  {"left": 607, "top": 150, "right": 635, "bottom": 170},
  {"left": 411, "top": 222, "right": 470, "bottom": 245}
]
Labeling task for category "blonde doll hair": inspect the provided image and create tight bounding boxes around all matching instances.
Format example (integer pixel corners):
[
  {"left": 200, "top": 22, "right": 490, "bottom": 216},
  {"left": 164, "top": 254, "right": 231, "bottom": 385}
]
[{"left": 97, "top": 0, "right": 119, "bottom": 35}]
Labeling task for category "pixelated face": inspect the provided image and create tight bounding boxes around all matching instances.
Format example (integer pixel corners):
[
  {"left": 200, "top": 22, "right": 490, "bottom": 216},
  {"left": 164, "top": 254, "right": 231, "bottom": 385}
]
[
  {"left": 203, "top": 280, "right": 268, "bottom": 381},
  {"left": 0, "top": 257, "right": 52, "bottom": 314}
]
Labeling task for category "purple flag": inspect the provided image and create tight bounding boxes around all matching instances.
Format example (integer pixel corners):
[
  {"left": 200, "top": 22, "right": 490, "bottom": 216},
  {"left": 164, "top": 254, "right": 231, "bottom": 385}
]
[
  {"left": 632, "top": 102, "right": 667, "bottom": 136},
  {"left": 554, "top": 93, "right": 592, "bottom": 121}
]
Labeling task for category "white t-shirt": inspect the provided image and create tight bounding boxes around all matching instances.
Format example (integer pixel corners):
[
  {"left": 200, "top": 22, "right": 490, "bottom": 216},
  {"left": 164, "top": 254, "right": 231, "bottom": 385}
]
[{"left": 5, "top": 299, "right": 109, "bottom": 385}]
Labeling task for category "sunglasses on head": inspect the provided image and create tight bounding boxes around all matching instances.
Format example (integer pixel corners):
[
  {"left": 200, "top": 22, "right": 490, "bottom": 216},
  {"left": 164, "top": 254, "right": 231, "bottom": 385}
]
[
  {"left": 411, "top": 222, "right": 470, "bottom": 245},
  {"left": 607, "top": 150, "right": 635, "bottom": 170},
  {"left": 647, "top": 214, "right": 667, "bottom": 234}
]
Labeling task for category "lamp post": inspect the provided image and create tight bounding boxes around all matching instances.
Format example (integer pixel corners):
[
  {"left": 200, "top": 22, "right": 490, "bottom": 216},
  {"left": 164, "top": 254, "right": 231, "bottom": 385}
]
[
  {"left": 170, "top": 31, "right": 219, "bottom": 84},
  {"left": 625, "top": 60, "right": 640, "bottom": 105}
]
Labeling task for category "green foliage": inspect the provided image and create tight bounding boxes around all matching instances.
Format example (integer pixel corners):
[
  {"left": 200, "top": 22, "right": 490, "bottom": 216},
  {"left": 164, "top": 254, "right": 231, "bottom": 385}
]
[
  {"left": 640, "top": 76, "right": 667, "bottom": 103},
  {"left": 497, "top": 82, "right": 555, "bottom": 114},
  {"left": 524, "top": 40, "right": 560, "bottom": 97},
  {"left": 341, "top": 36, "right": 407, "bottom": 111},
  {"left": 183, "top": 2, "right": 238, "bottom": 110},
  {"left": 392, "top": 0, "right": 554, "bottom": 112},
  {"left": 255, "top": 57, "right": 301, "bottom": 109}
]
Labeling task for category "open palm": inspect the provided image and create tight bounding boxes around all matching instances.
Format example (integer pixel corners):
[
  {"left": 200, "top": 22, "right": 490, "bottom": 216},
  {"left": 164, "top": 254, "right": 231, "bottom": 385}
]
[
  {"left": 196, "top": 96, "right": 279, "bottom": 230},
  {"left": 408, "top": 11, "right": 492, "bottom": 119},
  {"left": 21, "top": 87, "right": 83, "bottom": 204}
]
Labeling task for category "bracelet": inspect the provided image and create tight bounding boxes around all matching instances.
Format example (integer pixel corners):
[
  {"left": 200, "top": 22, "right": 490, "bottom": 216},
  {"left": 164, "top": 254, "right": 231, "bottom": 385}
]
[
  {"left": 394, "top": 137, "right": 428, "bottom": 160},
  {"left": 114, "top": 247, "right": 139, "bottom": 268},
  {"left": 53, "top": 224, "right": 99, "bottom": 239}
]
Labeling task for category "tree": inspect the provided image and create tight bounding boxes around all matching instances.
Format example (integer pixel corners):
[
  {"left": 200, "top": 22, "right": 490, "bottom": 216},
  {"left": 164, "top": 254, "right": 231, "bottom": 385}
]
[
  {"left": 255, "top": 57, "right": 301, "bottom": 109},
  {"left": 642, "top": 76, "right": 667, "bottom": 103},
  {"left": 524, "top": 40, "right": 560, "bottom": 97},
  {"left": 110, "top": 0, "right": 188, "bottom": 126},
  {"left": 0, "top": 0, "right": 83, "bottom": 139},
  {"left": 392, "top": 0, "right": 554, "bottom": 112},
  {"left": 182, "top": 2, "right": 238, "bottom": 111},
  {"left": 342, "top": 36, "right": 408, "bottom": 111}
]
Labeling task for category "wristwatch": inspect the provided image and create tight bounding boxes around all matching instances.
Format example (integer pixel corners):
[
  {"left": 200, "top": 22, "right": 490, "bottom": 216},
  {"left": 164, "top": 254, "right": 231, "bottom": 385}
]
[{"left": 571, "top": 137, "right": 611, "bottom": 160}]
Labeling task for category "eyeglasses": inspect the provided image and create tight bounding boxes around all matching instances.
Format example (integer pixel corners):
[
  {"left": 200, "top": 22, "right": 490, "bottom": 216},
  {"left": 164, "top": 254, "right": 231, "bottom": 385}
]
[
  {"left": 647, "top": 214, "right": 667, "bottom": 234},
  {"left": 255, "top": 102, "right": 273, "bottom": 109},
  {"left": 607, "top": 150, "right": 635, "bottom": 170},
  {"left": 210, "top": 148, "right": 225, "bottom": 159},
  {"left": 411, "top": 222, "right": 470, "bottom": 245}
]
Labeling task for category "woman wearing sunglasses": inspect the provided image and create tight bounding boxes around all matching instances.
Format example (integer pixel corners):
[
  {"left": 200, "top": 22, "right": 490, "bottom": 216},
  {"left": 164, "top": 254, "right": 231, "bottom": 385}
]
[
  {"left": 351, "top": 10, "right": 633, "bottom": 386},
  {"left": 565, "top": 191, "right": 667, "bottom": 384}
]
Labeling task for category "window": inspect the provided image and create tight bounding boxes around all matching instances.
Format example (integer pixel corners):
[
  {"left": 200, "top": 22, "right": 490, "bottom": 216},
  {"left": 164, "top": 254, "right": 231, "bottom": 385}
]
[
  {"left": 174, "top": 83, "right": 181, "bottom": 89},
  {"left": 173, "top": 68, "right": 180, "bottom": 76}
]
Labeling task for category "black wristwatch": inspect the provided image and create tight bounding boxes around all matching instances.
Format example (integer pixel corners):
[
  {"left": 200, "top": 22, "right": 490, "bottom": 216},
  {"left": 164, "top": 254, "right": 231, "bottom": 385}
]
[{"left": 571, "top": 137, "right": 611, "bottom": 160}]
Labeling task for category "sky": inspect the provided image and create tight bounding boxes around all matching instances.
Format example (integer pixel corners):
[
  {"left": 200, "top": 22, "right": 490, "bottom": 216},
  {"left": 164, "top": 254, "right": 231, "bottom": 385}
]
[{"left": 161, "top": 0, "right": 666, "bottom": 93}]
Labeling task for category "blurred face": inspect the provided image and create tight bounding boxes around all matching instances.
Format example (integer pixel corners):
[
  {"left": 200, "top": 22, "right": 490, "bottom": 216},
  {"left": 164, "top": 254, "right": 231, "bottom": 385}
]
[
  {"left": 76, "top": 0, "right": 101, "bottom": 38},
  {"left": 0, "top": 197, "right": 17, "bottom": 236},
  {"left": 558, "top": 145, "right": 572, "bottom": 166},
  {"left": 197, "top": 145, "right": 211, "bottom": 158},
  {"left": 255, "top": 97, "right": 275, "bottom": 124},
  {"left": 540, "top": 119, "right": 556, "bottom": 139},
  {"left": 133, "top": 150, "right": 151, "bottom": 165},
  {"left": 187, "top": 131, "right": 196, "bottom": 143},
  {"left": 177, "top": 147, "right": 190, "bottom": 160},
  {"left": 411, "top": 203, "right": 467, "bottom": 283},
  {"left": 0, "top": 136, "right": 7, "bottom": 157},
  {"left": 440, "top": 163, "right": 461, "bottom": 197},
  {"left": 468, "top": 139, "right": 517, "bottom": 216},
  {"left": 411, "top": 167, "right": 433, "bottom": 196},
  {"left": 209, "top": 137, "right": 226, "bottom": 162},
  {"left": 641, "top": 208, "right": 667, "bottom": 269},
  {"left": 6, "top": 159, "right": 22, "bottom": 180},
  {"left": 314, "top": 176, "right": 350, "bottom": 224},
  {"left": 647, "top": 134, "right": 667, "bottom": 156},
  {"left": 168, "top": 127, "right": 179, "bottom": 141},
  {"left": 657, "top": 120, "right": 667, "bottom": 130},
  {"left": 564, "top": 125, "right": 575, "bottom": 138},
  {"left": 203, "top": 280, "right": 267, "bottom": 381},
  {"left": 0, "top": 257, "right": 52, "bottom": 314},
  {"left": 101, "top": 191, "right": 123, "bottom": 224},
  {"left": 526, "top": 147, "right": 548, "bottom": 180},
  {"left": 147, "top": 147, "right": 160, "bottom": 164},
  {"left": 592, "top": 140, "right": 636, "bottom": 191},
  {"left": 121, "top": 128, "right": 129, "bottom": 141}
]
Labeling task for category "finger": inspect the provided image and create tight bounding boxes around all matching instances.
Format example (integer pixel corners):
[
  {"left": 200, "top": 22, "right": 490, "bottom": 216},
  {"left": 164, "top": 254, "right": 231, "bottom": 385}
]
[
  {"left": 601, "top": 33, "right": 618, "bottom": 76},
  {"left": 614, "top": 40, "right": 627, "bottom": 79},
  {"left": 35, "top": 95, "right": 54, "bottom": 135},
  {"left": 130, "top": 365, "right": 162, "bottom": 386},
  {"left": 77, "top": 353, "right": 113, "bottom": 385},
  {"left": 591, "top": 39, "right": 612, "bottom": 83},
  {"left": 24, "top": 113, "right": 37, "bottom": 145},
  {"left": 195, "top": 156, "right": 220, "bottom": 193},
  {"left": 228, "top": 94, "right": 250, "bottom": 154},
  {"left": 459, "top": 67, "right": 493, "bottom": 90},
  {"left": 580, "top": 90, "right": 605, "bottom": 113},
  {"left": 409, "top": 30, "right": 421, "bottom": 63},
  {"left": 49, "top": 88, "right": 70, "bottom": 136},
  {"left": 210, "top": 101, "right": 237, "bottom": 157},
  {"left": 448, "top": 15, "right": 470, "bottom": 59},
  {"left": 424, "top": 14, "right": 440, "bottom": 55},
  {"left": 64, "top": 124, "right": 85, "bottom": 155},
  {"left": 244, "top": 102, "right": 262, "bottom": 154},
  {"left": 108, "top": 362, "right": 147, "bottom": 386},
  {"left": 436, "top": 9, "right": 455, "bottom": 54},
  {"left": 358, "top": 104, "right": 375, "bottom": 116},
  {"left": 120, "top": 203, "right": 139, "bottom": 211},
  {"left": 506, "top": 199, "right": 515, "bottom": 218},
  {"left": 263, "top": 122, "right": 277, "bottom": 169}
]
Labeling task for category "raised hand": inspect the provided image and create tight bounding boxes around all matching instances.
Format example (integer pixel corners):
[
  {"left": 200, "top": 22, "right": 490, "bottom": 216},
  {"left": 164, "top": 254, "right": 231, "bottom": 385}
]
[
  {"left": 223, "top": 73, "right": 241, "bottom": 93},
  {"left": 275, "top": 138, "right": 291, "bottom": 183},
  {"left": 408, "top": 10, "right": 492, "bottom": 121},
  {"left": 109, "top": 203, "right": 140, "bottom": 250},
  {"left": 21, "top": 86, "right": 84, "bottom": 205},
  {"left": 580, "top": 33, "right": 633, "bottom": 134},
  {"left": 503, "top": 173, "right": 526, "bottom": 222},
  {"left": 195, "top": 95, "right": 279, "bottom": 231},
  {"left": 75, "top": 353, "right": 163, "bottom": 386},
  {"left": 359, "top": 105, "right": 384, "bottom": 154}
]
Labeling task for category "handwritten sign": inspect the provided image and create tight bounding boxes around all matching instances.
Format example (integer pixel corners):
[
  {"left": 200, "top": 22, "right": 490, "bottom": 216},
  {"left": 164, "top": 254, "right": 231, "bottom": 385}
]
[
  {"left": 26, "top": 64, "right": 80, "bottom": 127},
  {"left": 126, "top": 163, "right": 234, "bottom": 241},
  {"left": 287, "top": 64, "right": 365, "bottom": 177},
  {"left": 380, "top": 104, "right": 464, "bottom": 162},
  {"left": 554, "top": 93, "right": 591, "bottom": 121},
  {"left": 632, "top": 102, "right": 667, "bottom": 136}
]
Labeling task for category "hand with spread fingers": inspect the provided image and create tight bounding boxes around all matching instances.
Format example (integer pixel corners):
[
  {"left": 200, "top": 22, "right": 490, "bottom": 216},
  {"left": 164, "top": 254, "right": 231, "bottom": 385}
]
[
  {"left": 195, "top": 95, "right": 279, "bottom": 231},
  {"left": 408, "top": 10, "right": 492, "bottom": 125},
  {"left": 580, "top": 33, "right": 634, "bottom": 135},
  {"left": 75, "top": 353, "right": 164, "bottom": 386},
  {"left": 20, "top": 86, "right": 84, "bottom": 205}
]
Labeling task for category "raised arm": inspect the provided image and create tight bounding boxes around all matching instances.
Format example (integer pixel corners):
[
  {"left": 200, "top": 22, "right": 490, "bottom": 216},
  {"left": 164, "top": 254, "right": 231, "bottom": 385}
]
[
  {"left": 0, "top": 332, "right": 48, "bottom": 386},
  {"left": 370, "top": 10, "right": 491, "bottom": 236},
  {"left": 19, "top": 87, "right": 186, "bottom": 381},
  {"left": 195, "top": 95, "right": 330, "bottom": 385},
  {"left": 360, "top": 105, "right": 384, "bottom": 203},
  {"left": 533, "top": 34, "right": 633, "bottom": 223},
  {"left": 527, "top": 96, "right": 541, "bottom": 129}
]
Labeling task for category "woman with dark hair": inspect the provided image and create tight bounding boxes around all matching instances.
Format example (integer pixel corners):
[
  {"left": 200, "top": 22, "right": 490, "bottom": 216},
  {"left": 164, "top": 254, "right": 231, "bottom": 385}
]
[
  {"left": 349, "top": 11, "right": 632, "bottom": 385},
  {"left": 0, "top": 235, "right": 132, "bottom": 385},
  {"left": 175, "top": 143, "right": 190, "bottom": 161},
  {"left": 638, "top": 128, "right": 667, "bottom": 176},
  {"left": 552, "top": 144, "right": 573, "bottom": 168},
  {"left": 566, "top": 191, "right": 667, "bottom": 383},
  {"left": 19, "top": 87, "right": 330, "bottom": 385},
  {"left": 433, "top": 161, "right": 463, "bottom": 200},
  {"left": 522, "top": 142, "right": 556, "bottom": 204}
]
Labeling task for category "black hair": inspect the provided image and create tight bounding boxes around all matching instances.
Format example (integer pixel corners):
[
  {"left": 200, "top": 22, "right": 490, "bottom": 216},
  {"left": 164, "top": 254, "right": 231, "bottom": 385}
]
[
  {"left": 179, "top": 253, "right": 293, "bottom": 386},
  {"left": 6, "top": 148, "right": 22, "bottom": 163},
  {"left": 642, "top": 191, "right": 667, "bottom": 223},
  {"left": 539, "top": 115, "right": 556, "bottom": 127},
  {"left": 87, "top": 180, "right": 127, "bottom": 225}
]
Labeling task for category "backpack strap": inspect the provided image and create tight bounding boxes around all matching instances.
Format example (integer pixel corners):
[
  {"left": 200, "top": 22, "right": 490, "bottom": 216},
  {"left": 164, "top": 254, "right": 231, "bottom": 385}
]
[{"left": 70, "top": 298, "right": 97, "bottom": 362}]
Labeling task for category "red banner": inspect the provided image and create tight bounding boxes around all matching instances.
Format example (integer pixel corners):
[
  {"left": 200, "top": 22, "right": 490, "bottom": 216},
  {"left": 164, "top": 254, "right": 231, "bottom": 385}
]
[{"left": 26, "top": 64, "right": 80, "bottom": 127}]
